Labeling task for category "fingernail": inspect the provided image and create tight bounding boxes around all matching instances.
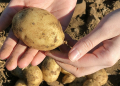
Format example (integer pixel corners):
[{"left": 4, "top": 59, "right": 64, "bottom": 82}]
[{"left": 69, "top": 49, "right": 81, "bottom": 62}]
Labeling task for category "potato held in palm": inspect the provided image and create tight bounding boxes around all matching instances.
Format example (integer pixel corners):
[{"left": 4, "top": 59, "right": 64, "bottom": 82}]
[{"left": 12, "top": 7, "right": 65, "bottom": 51}]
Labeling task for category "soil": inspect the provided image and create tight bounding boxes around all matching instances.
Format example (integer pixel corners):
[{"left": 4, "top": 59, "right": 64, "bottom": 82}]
[{"left": 0, "top": 0, "right": 120, "bottom": 86}]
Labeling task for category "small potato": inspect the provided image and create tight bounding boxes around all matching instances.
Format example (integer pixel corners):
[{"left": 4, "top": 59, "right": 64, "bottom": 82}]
[
  {"left": 23, "top": 65, "right": 43, "bottom": 86},
  {"left": 69, "top": 77, "right": 87, "bottom": 86},
  {"left": 47, "top": 81, "right": 64, "bottom": 86},
  {"left": 41, "top": 56, "right": 61, "bottom": 82},
  {"left": 12, "top": 7, "right": 65, "bottom": 51},
  {"left": 14, "top": 79, "right": 27, "bottom": 86},
  {"left": 87, "top": 69, "right": 108, "bottom": 85},
  {"left": 61, "top": 68, "right": 76, "bottom": 84},
  {"left": 62, "top": 74, "right": 76, "bottom": 84},
  {"left": 83, "top": 79, "right": 101, "bottom": 86}
]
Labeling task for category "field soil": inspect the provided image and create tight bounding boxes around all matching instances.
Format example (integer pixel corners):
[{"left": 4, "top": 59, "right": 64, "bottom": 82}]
[{"left": 0, "top": 0, "right": 120, "bottom": 86}]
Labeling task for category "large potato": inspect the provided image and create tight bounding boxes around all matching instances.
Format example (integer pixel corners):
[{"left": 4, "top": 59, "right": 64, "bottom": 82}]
[
  {"left": 41, "top": 56, "right": 61, "bottom": 82},
  {"left": 12, "top": 7, "right": 65, "bottom": 51}
]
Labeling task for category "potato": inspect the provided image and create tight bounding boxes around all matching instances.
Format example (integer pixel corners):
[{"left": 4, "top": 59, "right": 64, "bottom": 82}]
[
  {"left": 69, "top": 77, "right": 87, "bottom": 86},
  {"left": 47, "top": 81, "right": 64, "bottom": 86},
  {"left": 61, "top": 68, "right": 76, "bottom": 84},
  {"left": 83, "top": 79, "right": 101, "bottom": 86},
  {"left": 23, "top": 65, "right": 43, "bottom": 86},
  {"left": 62, "top": 74, "right": 76, "bottom": 84},
  {"left": 14, "top": 79, "right": 27, "bottom": 86},
  {"left": 12, "top": 7, "right": 65, "bottom": 51},
  {"left": 41, "top": 56, "right": 61, "bottom": 82},
  {"left": 87, "top": 69, "right": 108, "bottom": 85}
]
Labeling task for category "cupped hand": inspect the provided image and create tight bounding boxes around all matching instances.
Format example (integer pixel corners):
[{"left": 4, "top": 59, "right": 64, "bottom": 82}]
[
  {"left": 46, "top": 8, "right": 120, "bottom": 77},
  {"left": 0, "top": 0, "right": 77, "bottom": 70}
]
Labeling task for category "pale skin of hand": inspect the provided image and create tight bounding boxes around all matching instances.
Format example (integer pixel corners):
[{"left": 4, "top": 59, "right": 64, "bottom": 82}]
[
  {"left": 0, "top": 0, "right": 77, "bottom": 71},
  {"left": 46, "top": 8, "right": 120, "bottom": 77}
]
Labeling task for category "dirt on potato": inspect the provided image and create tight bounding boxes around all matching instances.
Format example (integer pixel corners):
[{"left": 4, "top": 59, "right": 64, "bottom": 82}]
[{"left": 0, "top": 0, "right": 120, "bottom": 86}]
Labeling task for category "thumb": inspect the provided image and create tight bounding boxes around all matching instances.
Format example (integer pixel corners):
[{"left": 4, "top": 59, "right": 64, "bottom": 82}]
[{"left": 68, "top": 30, "right": 104, "bottom": 62}]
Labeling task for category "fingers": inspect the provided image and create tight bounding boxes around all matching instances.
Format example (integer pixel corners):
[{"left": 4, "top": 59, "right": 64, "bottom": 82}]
[
  {"left": 0, "top": 0, "right": 24, "bottom": 31},
  {"left": 68, "top": 9, "right": 120, "bottom": 62},
  {"left": 31, "top": 51, "right": 46, "bottom": 66},
  {"left": 5, "top": 40, "right": 44, "bottom": 70},
  {"left": 46, "top": 34, "right": 120, "bottom": 68},
  {"left": 18, "top": 48, "right": 38, "bottom": 68},
  {"left": 46, "top": 50, "right": 102, "bottom": 67},
  {"left": 56, "top": 61, "right": 106, "bottom": 77},
  {"left": 0, "top": 30, "right": 18, "bottom": 60},
  {"left": 4, "top": 39, "right": 46, "bottom": 70},
  {"left": 68, "top": 29, "right": 105, "bottom": 62},
  {"left": 5, "top": 40, "right": 27, "bottom": 70},
  {"left": 93, "top": 35, "right": 120, "bottom": 67},
  {"left": 2, "top": 30, "right": 46, "bottom": 70},
  {"left": 47, "top": 9, "right": 120, "bottom": 77}
]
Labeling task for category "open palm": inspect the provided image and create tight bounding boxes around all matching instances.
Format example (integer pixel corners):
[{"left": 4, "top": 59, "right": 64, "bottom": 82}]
[{"left": 0, "top": 0, "right": 77, "bottom": 70}]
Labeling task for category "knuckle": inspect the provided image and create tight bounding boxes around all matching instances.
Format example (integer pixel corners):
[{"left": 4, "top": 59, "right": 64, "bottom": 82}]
[
  {"left": 102, "top": 45, "right": 116, "bottom": 66},
  {"left": 81, "top": 39, "right": 94, "bottom": 50}
]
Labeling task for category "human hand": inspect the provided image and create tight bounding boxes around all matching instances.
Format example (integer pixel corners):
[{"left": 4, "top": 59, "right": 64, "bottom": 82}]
[
  {"left": 46, "top": 8, "right": 120, "bottom": 77},
  {"left": 0, "top": 0, "right": 77, "bottom": 71}
]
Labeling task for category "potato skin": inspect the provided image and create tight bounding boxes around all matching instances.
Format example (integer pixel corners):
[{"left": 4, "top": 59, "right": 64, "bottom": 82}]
[
  {"left": 87, "top": 69, "right": 108, "bottom": 85},
  {"left": 62, "top": 74, "right": 76, "bottom": 84},
  {"left": 47, "top": 81, "right": 64, "bottom": 86},
  {"left": 61, "top": 68, "right": 76, "bottom": 84},
  {"left": 69, "top": 77, "right": 87, "bottom": 86},
  {"left": 83, "top": 79, "right": 101, "bottom": 86},
  {"left": 23, "top": 65, "right": 43, "bottom": 86},
  {"left": 12, "top": 7, "right": 65, "bottom": 51},
  {"left": 41, "top": 56, "right": 61, "bottom": 82},
  {"left": 14, "top": 79, "right": 27, "bottom": 86}
]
